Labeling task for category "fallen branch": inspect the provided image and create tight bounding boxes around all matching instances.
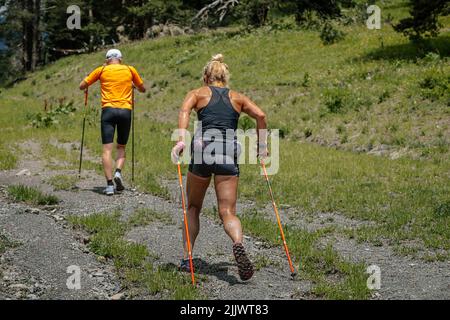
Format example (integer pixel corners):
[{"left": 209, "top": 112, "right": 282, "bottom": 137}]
[{"left": 193, "top": 0, "right": 240, "bottom": 22}]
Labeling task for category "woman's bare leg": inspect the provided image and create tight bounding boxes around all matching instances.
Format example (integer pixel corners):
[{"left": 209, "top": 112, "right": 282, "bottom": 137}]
[
  {"left": 183, "top": 172, "right": 211, "bottom": 259},
  {"left": 214, "top": 175, "right": 242, "bottom": 244},
  {"left": 214, "top": 175, "right": 253, "bottom": 280}
]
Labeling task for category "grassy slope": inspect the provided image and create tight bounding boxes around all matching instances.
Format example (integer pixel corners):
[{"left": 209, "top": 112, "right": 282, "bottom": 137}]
[{"left": 0, "top": 0, "right": 448, "bottom": 264}]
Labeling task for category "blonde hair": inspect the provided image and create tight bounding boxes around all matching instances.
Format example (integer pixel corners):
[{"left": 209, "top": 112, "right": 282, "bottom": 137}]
[{"left": 203, "top": 54, "right": 230, "bottom": 86}]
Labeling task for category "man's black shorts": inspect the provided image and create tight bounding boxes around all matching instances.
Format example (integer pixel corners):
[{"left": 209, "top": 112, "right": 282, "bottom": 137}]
[{"left": 101, "top": 107, "right": 132, "bottom": 145}]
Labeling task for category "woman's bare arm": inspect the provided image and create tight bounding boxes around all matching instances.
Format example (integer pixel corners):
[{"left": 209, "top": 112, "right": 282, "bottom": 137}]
[
  {"left": 177, "top": 90, "right": 198, "bottom": 142},
  {"left": 240, "top": 94, "right": 267, "bottom": 145}
]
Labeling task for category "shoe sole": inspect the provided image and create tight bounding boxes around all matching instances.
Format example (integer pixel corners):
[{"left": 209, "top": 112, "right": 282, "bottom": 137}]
[
  {"left": 179, "top": 260, "right": 192, "bottom": 273},
  {"left": 233, "top": 243, "right": 254, "bottom": 281},
  {"left": 114, "top": 177, "right": 125, "bottom": 192}
]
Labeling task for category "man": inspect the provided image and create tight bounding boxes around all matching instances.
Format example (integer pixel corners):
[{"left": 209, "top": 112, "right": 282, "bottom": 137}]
[{"left": 79, "top": 49, "right": 146, "bottom": 195}]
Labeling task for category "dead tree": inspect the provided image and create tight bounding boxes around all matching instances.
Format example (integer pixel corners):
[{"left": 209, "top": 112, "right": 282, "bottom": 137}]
[{"left": 193, "top": 0, "right": 240, "bottom": 23}]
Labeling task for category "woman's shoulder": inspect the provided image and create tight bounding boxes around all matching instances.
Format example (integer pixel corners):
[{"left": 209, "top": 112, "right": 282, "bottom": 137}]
[
  {"left": 191, "top": 86, "right": 212, "bottom": 97},
  {"left": 229, "top": 89, "right": 244, "bottom": 101}
]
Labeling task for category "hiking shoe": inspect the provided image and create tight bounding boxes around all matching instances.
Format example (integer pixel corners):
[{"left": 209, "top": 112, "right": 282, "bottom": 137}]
[
  {"left": 114, "top": 171, "right": 125, "bottom": 192},
  {"left": 104, "top": 185, "right": 115, "bottom": 196},
  {"left": 233, "top": 243, "right": 254, "bottom": 281},
  {"left": 180, "top": 259, "right": 191, "bottom": 273}
]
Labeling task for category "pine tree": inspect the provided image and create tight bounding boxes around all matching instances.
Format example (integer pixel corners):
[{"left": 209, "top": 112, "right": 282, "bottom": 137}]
[{"left": 395, "top": 0, "right": 450, "bottom": 41}]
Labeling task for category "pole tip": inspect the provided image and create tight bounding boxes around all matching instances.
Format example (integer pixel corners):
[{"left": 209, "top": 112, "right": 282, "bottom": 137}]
[{"left": 291, "top": 272, "right": 297, "bottom": 279}]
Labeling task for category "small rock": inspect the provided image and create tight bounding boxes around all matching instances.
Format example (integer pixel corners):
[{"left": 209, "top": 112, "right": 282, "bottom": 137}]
[
  {"left": 111, "top": 293, "right": 125, "bottom": 300},
  {"left": 372, "top": 292, "right": 381, "bottom": 298},
  {"left": 31, "top": 208, "right": 40, "bottom": 215},
  {"left": 51, "top": 215, "right": 64, "bottom": 221},
  {"left": 16, "top": 169, "right": 31, "bottom": 176}
]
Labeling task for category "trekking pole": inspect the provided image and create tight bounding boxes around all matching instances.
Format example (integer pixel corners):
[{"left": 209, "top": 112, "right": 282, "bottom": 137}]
[
  {"left": 78, "top": 88, "right": 88, "bottom": 177},
  {"left": 131, "top": 87, "right": 135, "bottom": 184},
  {"left": 177, "top": 162, "right": 196, "bottom": 285},
  {"left": 261, "top": 161, "right": 297, "bottom": 278}
]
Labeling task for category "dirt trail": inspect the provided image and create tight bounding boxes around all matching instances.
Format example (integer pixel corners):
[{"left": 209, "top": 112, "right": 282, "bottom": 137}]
[
  {"left": 0, "top": 141, "right": 306, "bottom": 300},
  {"left": 0, "top": 141, "right": 448, "bottom": 300}
]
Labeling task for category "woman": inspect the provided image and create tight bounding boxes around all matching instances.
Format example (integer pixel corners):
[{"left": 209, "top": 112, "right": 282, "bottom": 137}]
[{"left": 171, "top": 54, "right": 268, "bottom": 281}]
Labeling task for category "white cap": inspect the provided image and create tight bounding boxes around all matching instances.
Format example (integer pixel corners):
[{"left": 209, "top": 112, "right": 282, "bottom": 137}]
[{"left": 106, "top": 49, "right": 122, "bottom": 60}]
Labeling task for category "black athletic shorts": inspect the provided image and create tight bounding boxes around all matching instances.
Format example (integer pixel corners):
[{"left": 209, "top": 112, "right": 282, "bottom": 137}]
[
  {"left": 101, "top": 107, "right": 132, "bottom": 145},
  {"left": 188, "top": 139, "right": 240, "bottom": 178}
]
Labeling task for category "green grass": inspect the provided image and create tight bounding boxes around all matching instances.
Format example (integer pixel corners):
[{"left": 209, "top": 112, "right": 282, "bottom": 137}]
[
  {"left": 253, "top": 254, "right": 278, "bottom": 271},
  {"left": 239, "top": 141, "right": 450, "bottom": 255},
  {"left": 68, "top": 210, "right": 202, "bottom": 299},
  {"left": 241, "top": 210, "right": 370, "bottom": 300},
  {"left": 128, "top": 208, "right": 174, "bottom": 227},
  {"left": 47, "top": 174, "right": 78, "bottom": 191},
  {"left": 0, "top": 145, "right": 17, "bottom": 170},
  {"left": 7, "top": 185, "right": 59, "bottom": 206}
]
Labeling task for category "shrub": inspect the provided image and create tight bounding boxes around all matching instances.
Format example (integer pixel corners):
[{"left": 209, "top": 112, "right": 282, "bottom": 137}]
[
  {"left": 324, "top": 89, "right": 346, "bottom": 113},
  {"left": 418, "top": 73, "right": 449, "bottom": 101},
  {"left": 26, "top": 99, "right": 76, "bottom": 128},
  {"left": 320, "top": 22, "right": 345, "bottom": 45},
  {"left": 434, "top": 201, "right": 450, "bottom": 218},
  {"left": 304, "top": 127, "right": 313, "bottom": 138}
]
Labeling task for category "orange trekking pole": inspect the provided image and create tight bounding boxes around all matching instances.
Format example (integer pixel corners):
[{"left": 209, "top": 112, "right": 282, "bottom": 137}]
[
  {"left": 261, "top": 161, "right": 297, "bottom": 278},
  {"left": 177, "top": 163, "right": 195, "bottom": 285}
]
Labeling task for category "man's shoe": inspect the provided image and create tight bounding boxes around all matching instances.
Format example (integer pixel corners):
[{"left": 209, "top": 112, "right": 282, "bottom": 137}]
[
  {"left": 114, "top": 171, "right": 125, "bottom": 192},
  {"left": 104, "top": 185, "right": 115, "bottom": 196}
]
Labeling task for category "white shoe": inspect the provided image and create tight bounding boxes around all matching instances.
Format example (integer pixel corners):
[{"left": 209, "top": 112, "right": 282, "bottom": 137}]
[
  {"left": 104, "top": 185, "right": 115, "bottom": 196},
  {"left": 114, "top": 171, "right": 125, "bottom": 192}
]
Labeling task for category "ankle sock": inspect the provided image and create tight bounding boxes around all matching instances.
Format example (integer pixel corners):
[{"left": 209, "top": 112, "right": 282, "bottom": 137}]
[
  {"left": 115, "top": 168, "right": 122, "bottom": 174},
  {"left": 107, "top": 180, "right": 114, "bottom": 186}
]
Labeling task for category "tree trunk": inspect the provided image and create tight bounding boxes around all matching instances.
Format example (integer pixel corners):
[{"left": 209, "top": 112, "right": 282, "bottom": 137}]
[
  {"left": 31, "top": 0, "right": 41, "bottom": 71},
  {"left": 89, "top": 4, "right": 94, "bottom": 52}
]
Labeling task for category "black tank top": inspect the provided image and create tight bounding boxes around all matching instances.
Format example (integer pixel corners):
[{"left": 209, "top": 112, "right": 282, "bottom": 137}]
[{"left": 196, "top": 86, "right": 240, "bottom": 141}]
